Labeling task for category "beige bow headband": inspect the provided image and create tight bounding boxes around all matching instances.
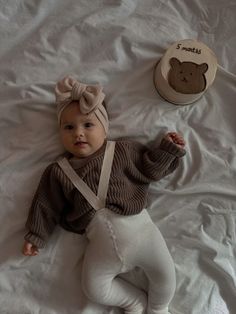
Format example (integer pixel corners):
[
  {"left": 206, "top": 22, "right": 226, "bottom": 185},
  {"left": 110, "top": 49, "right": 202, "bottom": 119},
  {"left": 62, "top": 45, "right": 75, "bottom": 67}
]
[{"left": 55, "top": 76, "right": 109, "bottom": 134}]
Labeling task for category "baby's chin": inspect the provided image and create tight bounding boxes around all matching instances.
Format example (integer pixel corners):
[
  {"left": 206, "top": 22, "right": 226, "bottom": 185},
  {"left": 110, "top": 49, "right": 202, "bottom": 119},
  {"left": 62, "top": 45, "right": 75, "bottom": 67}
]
[{"left": 70, "top": 142, "right": 106, "bottom": 159}]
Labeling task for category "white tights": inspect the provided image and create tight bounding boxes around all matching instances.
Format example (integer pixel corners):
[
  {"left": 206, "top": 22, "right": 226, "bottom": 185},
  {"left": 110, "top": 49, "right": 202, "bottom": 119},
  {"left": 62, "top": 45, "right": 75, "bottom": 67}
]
[{"left": 81, "top": 209, "right": 176, "bottom": 314}]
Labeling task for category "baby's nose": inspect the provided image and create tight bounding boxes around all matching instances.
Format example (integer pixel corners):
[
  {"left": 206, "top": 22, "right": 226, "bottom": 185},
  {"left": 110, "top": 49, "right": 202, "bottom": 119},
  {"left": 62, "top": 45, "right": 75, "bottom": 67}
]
[{"left": 74, "top": 127, "right": 84, "bottom": 138}]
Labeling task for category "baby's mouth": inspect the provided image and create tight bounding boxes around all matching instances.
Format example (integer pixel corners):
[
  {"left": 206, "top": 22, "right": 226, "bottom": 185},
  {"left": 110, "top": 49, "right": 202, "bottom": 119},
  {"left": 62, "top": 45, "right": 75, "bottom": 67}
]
[{"left": 74, "top": 141, "right": 88, "bottom": 147}]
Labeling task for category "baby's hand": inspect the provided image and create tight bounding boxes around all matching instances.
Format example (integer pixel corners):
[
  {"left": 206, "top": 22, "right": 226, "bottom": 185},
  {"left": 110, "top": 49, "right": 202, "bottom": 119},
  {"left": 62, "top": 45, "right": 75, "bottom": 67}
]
[
  {"left": 164, "top": 132, "right": 185, "bottom": 149},
  {"left": 22, "top": 241, "right": 39, "bottom": 256}
]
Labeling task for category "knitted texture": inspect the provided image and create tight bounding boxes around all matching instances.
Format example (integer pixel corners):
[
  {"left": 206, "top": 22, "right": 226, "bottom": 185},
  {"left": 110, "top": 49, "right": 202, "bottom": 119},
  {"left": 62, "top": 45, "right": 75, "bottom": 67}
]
[{"left": 24, "top": 139, "right": 185, "bottom": 248}]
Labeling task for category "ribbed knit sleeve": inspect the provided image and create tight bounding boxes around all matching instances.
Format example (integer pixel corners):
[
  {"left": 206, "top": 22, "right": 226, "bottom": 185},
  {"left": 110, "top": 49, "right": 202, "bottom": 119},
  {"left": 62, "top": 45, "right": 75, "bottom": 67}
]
[
  {"left": 140, "top": 138, "right": 186, "bottom": 182},
  {"left": 24, "top": 163, "right": 68, "bottom": 248}
]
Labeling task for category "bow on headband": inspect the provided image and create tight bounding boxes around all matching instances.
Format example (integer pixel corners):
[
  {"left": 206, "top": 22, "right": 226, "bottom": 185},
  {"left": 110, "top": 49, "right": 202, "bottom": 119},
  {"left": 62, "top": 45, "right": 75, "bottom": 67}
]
[{"left": 55, "top": 76, "right": 108, "bottom": 133}]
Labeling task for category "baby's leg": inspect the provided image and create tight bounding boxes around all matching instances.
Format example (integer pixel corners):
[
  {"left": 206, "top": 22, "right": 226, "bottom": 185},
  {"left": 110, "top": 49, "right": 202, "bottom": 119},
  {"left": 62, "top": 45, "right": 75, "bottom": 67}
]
[
  {"left": 82, "top": 241, "right": 147, "bottom": 314},
  {"left": 81, "top": 210, "right": 147, "bottom": 314},
  {"left": 130, "top": 223, "right": 176, "bottom": 314}
]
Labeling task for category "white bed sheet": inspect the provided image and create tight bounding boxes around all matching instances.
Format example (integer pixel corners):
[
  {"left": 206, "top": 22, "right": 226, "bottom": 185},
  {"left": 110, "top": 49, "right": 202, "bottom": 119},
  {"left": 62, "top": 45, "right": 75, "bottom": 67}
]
[{"left": 0, "top": 1, "right": 235, "bottom": 313}]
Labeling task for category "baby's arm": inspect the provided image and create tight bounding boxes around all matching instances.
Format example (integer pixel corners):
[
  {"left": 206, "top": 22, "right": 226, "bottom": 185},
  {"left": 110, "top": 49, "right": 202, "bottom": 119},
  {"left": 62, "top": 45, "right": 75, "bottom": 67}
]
[
  {"left": 22, "top": 163, "right": 67, "bottom": 255},
  {"left": 141, "top": 131, "right": 186, "bottom": 181}
]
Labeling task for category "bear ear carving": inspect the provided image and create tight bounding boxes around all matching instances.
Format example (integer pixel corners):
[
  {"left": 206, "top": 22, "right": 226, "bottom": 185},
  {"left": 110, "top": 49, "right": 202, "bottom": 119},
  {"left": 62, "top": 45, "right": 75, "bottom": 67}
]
[
  {"left": 198, "top": 63, "right": 208, "bottom": 74},
  {"left": 169, "top": 57, "right": 181, "bottom": 68}
]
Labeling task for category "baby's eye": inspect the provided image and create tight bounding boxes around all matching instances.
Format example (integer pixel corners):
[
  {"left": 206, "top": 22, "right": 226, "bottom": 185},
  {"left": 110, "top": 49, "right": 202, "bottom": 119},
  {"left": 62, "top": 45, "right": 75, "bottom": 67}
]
[
  {"left": 64, "top": 124, "right": 74, "bottom": 130},
  {"left": 190, "top": 73, "right": 193, "bottom": 75},
  {"left": 84, "top": 122, "right": 94, "bottom": 128},
  {"left": 179, "top": 71, "right": 183, "bottom": 74}
]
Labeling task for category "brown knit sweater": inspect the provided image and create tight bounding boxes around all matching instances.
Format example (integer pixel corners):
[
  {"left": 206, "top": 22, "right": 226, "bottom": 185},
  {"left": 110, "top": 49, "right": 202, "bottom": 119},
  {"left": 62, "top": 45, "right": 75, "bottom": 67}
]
[{"left": 24, "top": 138, "right": 185, "bottom": 248}]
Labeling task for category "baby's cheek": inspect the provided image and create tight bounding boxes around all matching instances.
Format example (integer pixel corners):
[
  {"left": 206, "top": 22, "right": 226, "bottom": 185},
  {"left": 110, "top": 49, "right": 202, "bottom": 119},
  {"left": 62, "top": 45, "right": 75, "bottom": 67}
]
[{"left": 61, "top": 134, "right": 71, "bottom": 148}]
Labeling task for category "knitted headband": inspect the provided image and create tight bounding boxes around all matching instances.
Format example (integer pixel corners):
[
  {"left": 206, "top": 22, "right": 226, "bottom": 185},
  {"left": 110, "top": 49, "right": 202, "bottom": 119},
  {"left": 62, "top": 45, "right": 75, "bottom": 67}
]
[{"left": 55, "top": 76, "right": 109, "bottom": 134}]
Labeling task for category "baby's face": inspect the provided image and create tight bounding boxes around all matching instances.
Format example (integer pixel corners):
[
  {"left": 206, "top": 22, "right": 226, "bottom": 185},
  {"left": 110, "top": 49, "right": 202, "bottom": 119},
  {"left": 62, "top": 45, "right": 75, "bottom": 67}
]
[{"left": 60, "top": 102, "right": 106, "bottom": 158}]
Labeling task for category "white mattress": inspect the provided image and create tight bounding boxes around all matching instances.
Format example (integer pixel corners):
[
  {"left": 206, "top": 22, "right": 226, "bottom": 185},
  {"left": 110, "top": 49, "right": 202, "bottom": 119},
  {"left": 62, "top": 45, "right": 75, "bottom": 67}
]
[{"left": 0, "top": 1, "right": 235, "bottom": 313}]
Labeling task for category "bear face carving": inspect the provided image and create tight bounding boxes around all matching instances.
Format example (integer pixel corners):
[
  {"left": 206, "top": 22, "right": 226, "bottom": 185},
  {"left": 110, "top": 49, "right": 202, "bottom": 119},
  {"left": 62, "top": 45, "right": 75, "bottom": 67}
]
[{"left": 168, "top": 57, "right": 208, "bottom": 94}]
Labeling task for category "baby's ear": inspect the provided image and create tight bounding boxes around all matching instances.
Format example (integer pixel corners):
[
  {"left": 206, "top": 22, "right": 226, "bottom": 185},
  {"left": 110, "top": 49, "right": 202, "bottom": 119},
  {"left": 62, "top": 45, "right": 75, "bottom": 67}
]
[
  {"left": 169, "top": 57, "right": 181, "bottom": 68},
  {"left": 198, "top": 63, "right": 208, "bottom": 74}
]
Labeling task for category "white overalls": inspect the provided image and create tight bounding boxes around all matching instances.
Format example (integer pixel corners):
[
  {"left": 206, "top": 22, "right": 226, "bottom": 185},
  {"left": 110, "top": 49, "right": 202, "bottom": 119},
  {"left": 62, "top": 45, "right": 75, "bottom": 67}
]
[{"left": 58, "top": 141, "right": 176, "bottom": 314}]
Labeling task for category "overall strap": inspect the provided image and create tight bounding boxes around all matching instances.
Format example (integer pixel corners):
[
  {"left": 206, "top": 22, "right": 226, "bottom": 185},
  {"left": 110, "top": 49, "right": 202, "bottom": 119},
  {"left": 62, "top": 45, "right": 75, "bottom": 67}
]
[
  {"left": 97, "top": 140, "right": 115, "bottom": 205},
  {"left": 57, "top": 141, "right": 115, "bottom": 210}
]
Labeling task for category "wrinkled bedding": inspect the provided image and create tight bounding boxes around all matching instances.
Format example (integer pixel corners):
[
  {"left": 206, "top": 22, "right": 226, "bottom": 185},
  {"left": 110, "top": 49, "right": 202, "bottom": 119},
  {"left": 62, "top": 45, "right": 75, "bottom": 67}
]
[{"left": 0, "top": 1, "right": 236, "bottom": 313}]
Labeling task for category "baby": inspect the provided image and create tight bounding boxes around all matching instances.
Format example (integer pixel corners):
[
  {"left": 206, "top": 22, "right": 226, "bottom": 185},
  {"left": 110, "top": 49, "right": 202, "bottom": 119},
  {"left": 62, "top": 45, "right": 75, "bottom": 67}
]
[{"left": 22, "top": 76, "right": 186, "bottom": 314}]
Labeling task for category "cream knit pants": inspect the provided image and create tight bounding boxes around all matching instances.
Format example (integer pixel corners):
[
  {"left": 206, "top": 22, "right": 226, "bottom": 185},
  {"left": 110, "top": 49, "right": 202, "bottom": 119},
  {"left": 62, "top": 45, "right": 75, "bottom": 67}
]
[{"left": 81, "top": 208, "right": 176, "bottom": 314}]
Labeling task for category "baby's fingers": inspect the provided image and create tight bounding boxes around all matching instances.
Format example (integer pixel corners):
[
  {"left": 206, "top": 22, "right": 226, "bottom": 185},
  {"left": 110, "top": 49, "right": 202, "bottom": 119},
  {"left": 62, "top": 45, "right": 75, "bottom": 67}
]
[
  {"left": 176, "top": 137, "right": 185, "bottom": 145},
  {"left": 22, "top": 241, "right": 39, "bottom": 256}
]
